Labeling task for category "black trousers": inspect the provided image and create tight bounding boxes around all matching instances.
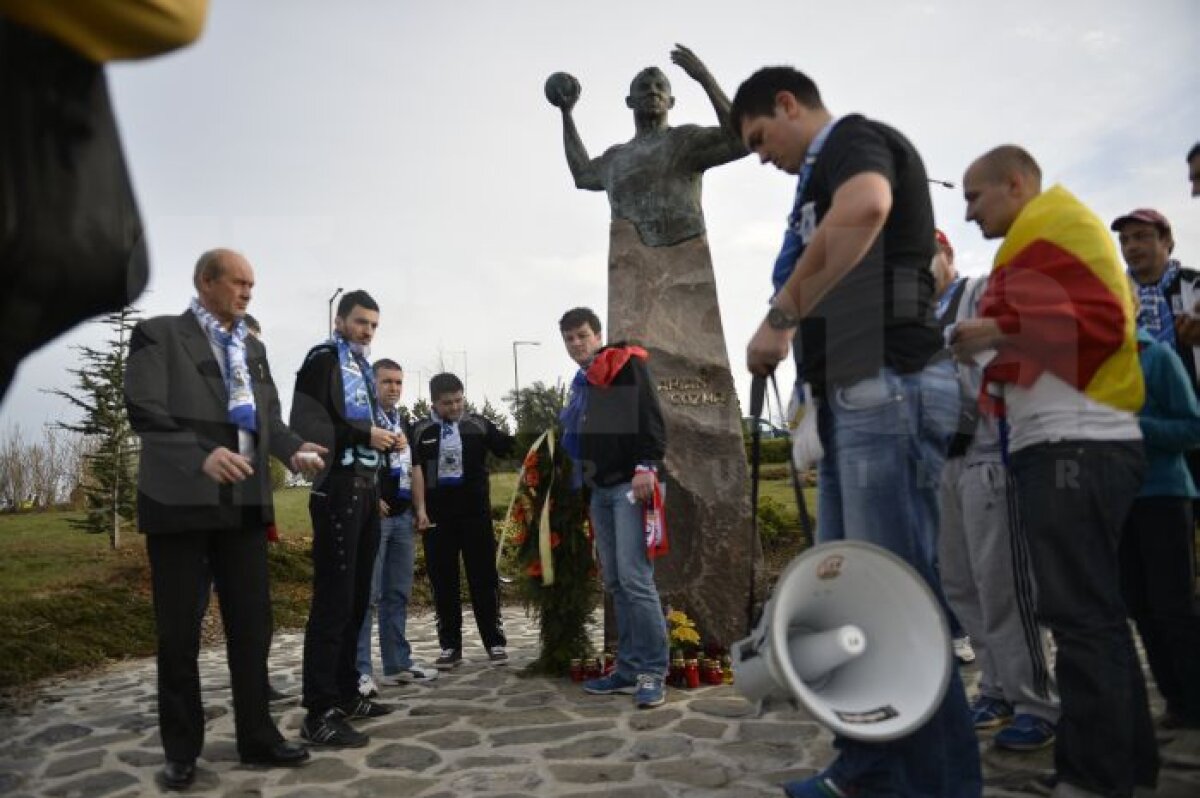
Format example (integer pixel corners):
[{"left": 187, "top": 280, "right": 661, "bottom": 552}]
[
  {"left": 1120, "top": 495, "right": 1200, "bottom": 724},
  {"left": 146, "top": 525, "right": 280, "bottom": 762},
  {"left": 302, "top": 473, "right": 379, "bottom": 714},
  {"left": 423, "top": 511, "right": 505, "bottom": 652},
  {"left": 1011, "top": 440, "right": 1158, "bottom": 797}
]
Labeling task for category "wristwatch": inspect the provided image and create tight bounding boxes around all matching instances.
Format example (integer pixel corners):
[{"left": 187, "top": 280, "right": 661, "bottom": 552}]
[{"left": 766, "top": 307, "right": 801, "bottom": 330}]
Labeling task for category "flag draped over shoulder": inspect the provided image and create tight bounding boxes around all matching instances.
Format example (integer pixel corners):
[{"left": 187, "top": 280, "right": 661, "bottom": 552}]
[{"left": 978, "top": 185, "right": 1144, "bottom": 414}]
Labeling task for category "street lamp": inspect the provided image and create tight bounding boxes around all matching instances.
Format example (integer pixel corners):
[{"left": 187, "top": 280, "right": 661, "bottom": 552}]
[
  {"left": 327, "top": 287, "right": 343, "bottom": 339},
  {"left": 512, "top": 340, "right": 541, "bottom": 398},
  {"left": 449, "top": 350, "right": 468, "bottom": 393}
]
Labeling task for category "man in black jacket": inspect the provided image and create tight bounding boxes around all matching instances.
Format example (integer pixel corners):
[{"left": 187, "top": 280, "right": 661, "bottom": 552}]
[
  {"left": 557, "top": 307, "right": 669, "bottom": 709},
  {"left": 124, "top": 248, "right": 322, "bottom": 789},
  {"left": 412, "top": 372, "right": 514, "bottom": 669},
  {"left": 290, "top": 290, "right": 399, "bottom": 748}
]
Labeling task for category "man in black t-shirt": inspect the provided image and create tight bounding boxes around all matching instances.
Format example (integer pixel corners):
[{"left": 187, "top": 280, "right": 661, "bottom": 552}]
[
  {"left": 731, "top": 67, "right": 981, "bottom": 798},
  {"left": 411, "top": 372, "right": 514, "bottom": 670}
]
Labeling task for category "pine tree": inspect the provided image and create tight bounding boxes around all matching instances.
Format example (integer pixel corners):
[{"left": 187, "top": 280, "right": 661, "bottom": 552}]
[
  {"left": 506, "top": 381, "right": 567, "bottom": 454},
  {"left": 408, "top": 397, "right": 431, "bottom": 421},
  {"left": 478, "top": 397, "right": 512, "bottom": 436},
  {"left": 50, "top": 307, "right": 140, "bottom": 549}
]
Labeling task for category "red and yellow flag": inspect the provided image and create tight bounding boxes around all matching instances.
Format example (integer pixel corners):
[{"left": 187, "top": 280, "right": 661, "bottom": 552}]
[{"left": 979, "top": 185, "right": 1143, "bottom": 413}]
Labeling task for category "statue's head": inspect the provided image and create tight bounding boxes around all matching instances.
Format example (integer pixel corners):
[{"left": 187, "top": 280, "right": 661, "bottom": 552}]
[{"left": 626, "top": 67, "right": 674, "bottom": 116}]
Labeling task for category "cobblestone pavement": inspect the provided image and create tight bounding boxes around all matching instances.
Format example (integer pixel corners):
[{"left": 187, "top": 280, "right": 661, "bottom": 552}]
[{"left": 2, "top": 610, "right": 1198, "bottom": 797}]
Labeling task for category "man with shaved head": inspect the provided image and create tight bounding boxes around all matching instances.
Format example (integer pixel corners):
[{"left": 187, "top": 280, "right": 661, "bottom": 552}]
[
  {"left": 125, "top": 248, "right": 327, "bottom": 788},
  {"left": 956, "top": 147, "right": 1157, "bottom": 797}
]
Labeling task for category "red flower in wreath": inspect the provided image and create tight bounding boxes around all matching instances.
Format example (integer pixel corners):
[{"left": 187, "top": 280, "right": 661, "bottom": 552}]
[
  {"left": 512, "top": 528, "right": 528, "bottom": 546},
  {"left": 523, "top": 451, "right": 540, "bottom": 470},
  {"left": 526, "top": 560, "right": 543, "bottom": 578},
  {"left": 511, "top": 501, "right": 528, "bottom": 525},
  {"left": 524, "top": 468, "right": 540, "bottom": 489}
]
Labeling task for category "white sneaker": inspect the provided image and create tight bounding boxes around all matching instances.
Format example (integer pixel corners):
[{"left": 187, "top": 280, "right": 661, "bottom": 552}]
[
  {"left": 953, "top": 636, "right": 976, "bottom": 665},
  {"left": 357, "top": 673, "right": 379, "bottom": 698},
  {"left": 379, "top": 664, "right": 439, "bottom": 685}
]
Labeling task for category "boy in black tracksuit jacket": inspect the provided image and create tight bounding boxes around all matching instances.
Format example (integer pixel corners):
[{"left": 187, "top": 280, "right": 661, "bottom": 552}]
[{"left": 411, "top": 372, "right": 514, "bottom": 667}]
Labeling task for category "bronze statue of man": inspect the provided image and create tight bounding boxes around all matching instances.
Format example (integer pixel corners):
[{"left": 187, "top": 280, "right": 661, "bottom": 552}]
[
  {"left": 547, "top": 45, "right": 744, "bottom": 247},
  {"left": 546, "top": 46, "right": 756, "bottom": 648}
]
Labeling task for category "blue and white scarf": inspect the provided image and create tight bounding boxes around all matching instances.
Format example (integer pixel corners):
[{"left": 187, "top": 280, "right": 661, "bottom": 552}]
[
  {"left": 334, "top": 334, "right": 380, "bottom": 424},
  {"left": 559, "top": 368, "right": 589, "bottom": 490},
  {"left": 1132, "top": 260, "right": 1181, "bottom": 346},
  {"left": 430, "top": 409, "right": 464, "bottom": 486},
  {"left": 770, "top": 117, "right": 840, "bottom": 296},
  {"left": 190, "top": 298, "right": 256, "bottom": 432},
  {"left": 382, "top": 408, "right": 413, "bottom": 499},
  {"left": 556, "top": 369, "right": 590, "bottom": 492}
]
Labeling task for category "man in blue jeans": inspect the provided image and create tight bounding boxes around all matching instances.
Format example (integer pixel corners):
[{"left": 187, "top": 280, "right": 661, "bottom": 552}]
[
  {"left": 559, "top": 307, "right": 670, "bottom": 710},
  {"left": 734, "top": 67, "right": 982, "bottom": 796},
  {"left": 355, "top": 359, "right": 437, "bottom": 696}
]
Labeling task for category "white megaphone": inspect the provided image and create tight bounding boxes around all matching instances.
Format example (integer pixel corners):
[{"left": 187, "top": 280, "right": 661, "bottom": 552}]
[{"left": 731, "top": 540, "right": 951, "bottom": 742}]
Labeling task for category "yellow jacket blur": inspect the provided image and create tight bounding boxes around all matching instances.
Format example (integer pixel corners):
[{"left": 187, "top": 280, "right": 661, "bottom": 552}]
[{"left": 0, "top": 0, "right": 207, "bottom": 63}]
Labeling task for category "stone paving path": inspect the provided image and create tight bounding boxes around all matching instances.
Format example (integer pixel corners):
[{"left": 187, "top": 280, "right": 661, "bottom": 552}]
[{"left": 2, "top": 609, "right": 1199, "bottom": 797}]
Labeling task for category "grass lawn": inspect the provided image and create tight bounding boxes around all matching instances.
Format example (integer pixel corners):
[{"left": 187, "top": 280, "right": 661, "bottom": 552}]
[{"left": 0, "top": 471, "right": 813, "bottom": 692}]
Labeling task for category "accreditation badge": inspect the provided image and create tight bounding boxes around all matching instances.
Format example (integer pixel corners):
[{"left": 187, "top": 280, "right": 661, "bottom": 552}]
[{"left": 797, "top": 201, "right": 817, "bottom": 245}]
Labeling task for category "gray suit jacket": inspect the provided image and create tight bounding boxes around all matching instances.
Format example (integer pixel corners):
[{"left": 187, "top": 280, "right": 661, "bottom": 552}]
[{"left": 124, "top": 310, "right": 302, "bottom": 534}]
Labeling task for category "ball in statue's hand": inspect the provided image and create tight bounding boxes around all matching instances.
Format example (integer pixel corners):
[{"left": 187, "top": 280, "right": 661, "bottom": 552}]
[{"left": 544, "top": 72, "right": 580, "bottom": 108}]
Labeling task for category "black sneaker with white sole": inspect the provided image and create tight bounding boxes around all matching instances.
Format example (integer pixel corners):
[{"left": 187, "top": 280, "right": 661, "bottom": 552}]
[
  {"left": 434, "top": 648, "right": 463, "bottom": 670},
  {"left": 300, "top": 708, "right": 369, "bottom": 748},
  {"left": 379, "top": 664, "right": 439, "bottom": 685},
  {"left": 339, "top": 696, "right": 395, "bottom": 719},
  {"left": 487, "top": 646, "right": 509, "bottom": 665}
]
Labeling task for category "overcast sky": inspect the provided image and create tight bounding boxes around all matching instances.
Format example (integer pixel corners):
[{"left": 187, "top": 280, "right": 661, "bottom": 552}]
[{"left": 3, "top": 0, "right": 1197, "bottom": 434}]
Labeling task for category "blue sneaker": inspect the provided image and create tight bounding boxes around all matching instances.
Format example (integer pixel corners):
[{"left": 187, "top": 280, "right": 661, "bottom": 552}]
[
  {"left": 782, "top": 773, "right": 850, "bottom": 797},
  {"left": 583, "top": 671, "right": 637, "bottom": 695},
  {"left": 994, "top": 713, "right": 1056, "bottom": 751},
  {"left": 970, "top": 695, "right": 1014, "bottom": 730},
  {"left": 633, "top": 674, "right": 665, "bottom": 708}
]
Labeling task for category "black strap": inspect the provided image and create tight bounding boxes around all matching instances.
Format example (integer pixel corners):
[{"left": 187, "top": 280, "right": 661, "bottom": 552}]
[
  {"left": 747, "top": 374, "right": 816, "bottom": 634},
  {"left": 747, "top": 376, "right": 767, "bottom": 633}
]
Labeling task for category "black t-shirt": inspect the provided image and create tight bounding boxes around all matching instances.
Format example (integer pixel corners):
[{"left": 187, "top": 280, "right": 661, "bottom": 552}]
[{"left": 795, "top": 114, "right": 943, "bottom": 395}]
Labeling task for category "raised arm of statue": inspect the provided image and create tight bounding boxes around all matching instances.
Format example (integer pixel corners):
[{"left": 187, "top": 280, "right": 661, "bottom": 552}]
[
  {"left": 546, "top": 71, "right": 603, "bottom": 191},
  {"left": 671, "top": 44, "right": 738, "bottom": 140},
  {"left": 669, "top": 44, "right": 747, "bottom": 172}
]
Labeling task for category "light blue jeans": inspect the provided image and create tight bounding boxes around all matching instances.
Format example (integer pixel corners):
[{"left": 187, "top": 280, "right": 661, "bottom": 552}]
[
  {"left": 590, "top": 482, "right": 669, "bottom": 680},
  {"left": 356, "top": 510, "right": 417, "bottom": 676},
  {"left": 814, "top": 361, "right": 982, "bottom": 797}
]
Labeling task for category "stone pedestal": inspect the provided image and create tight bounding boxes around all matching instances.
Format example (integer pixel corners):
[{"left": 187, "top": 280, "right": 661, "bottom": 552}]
[{"left": 606, "top": 219, "right": 761, "bottom": 647}]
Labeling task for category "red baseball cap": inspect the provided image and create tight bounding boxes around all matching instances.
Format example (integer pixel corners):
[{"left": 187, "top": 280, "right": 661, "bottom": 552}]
[{"left": 1110, "top": 208, "right": 1172, "bottom": 236}]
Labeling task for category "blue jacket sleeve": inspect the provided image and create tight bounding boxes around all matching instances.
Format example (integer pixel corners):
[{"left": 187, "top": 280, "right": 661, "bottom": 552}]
[{"left": 1139, "top": 344, "right": 1200, "bottom": 452}]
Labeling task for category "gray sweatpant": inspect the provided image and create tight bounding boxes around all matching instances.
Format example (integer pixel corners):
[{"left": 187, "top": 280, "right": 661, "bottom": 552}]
[{"left": 938, "top": 456, "right": 1060, "bottom": 721}]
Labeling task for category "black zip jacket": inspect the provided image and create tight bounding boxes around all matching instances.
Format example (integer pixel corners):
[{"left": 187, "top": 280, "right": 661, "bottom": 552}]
[{"left": 578, "top": 347, "right": 667, "bottom": 488}]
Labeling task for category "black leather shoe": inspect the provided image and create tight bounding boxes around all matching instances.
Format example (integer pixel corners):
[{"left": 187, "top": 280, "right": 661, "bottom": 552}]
[
  {"left": 160, "top": 759, "right": 196, "bottom": 790},
  {"left": 240, "top": 741, "right": 311, "bottom": 767}
]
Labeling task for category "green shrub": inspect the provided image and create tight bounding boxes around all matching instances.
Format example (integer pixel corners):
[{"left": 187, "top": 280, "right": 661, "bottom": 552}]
[
  {"left": 755, "top": 495, "right": 800, "bottom": 552},
  {"left": 745, "top": 437, "right": 791, "bottom": 464}
]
